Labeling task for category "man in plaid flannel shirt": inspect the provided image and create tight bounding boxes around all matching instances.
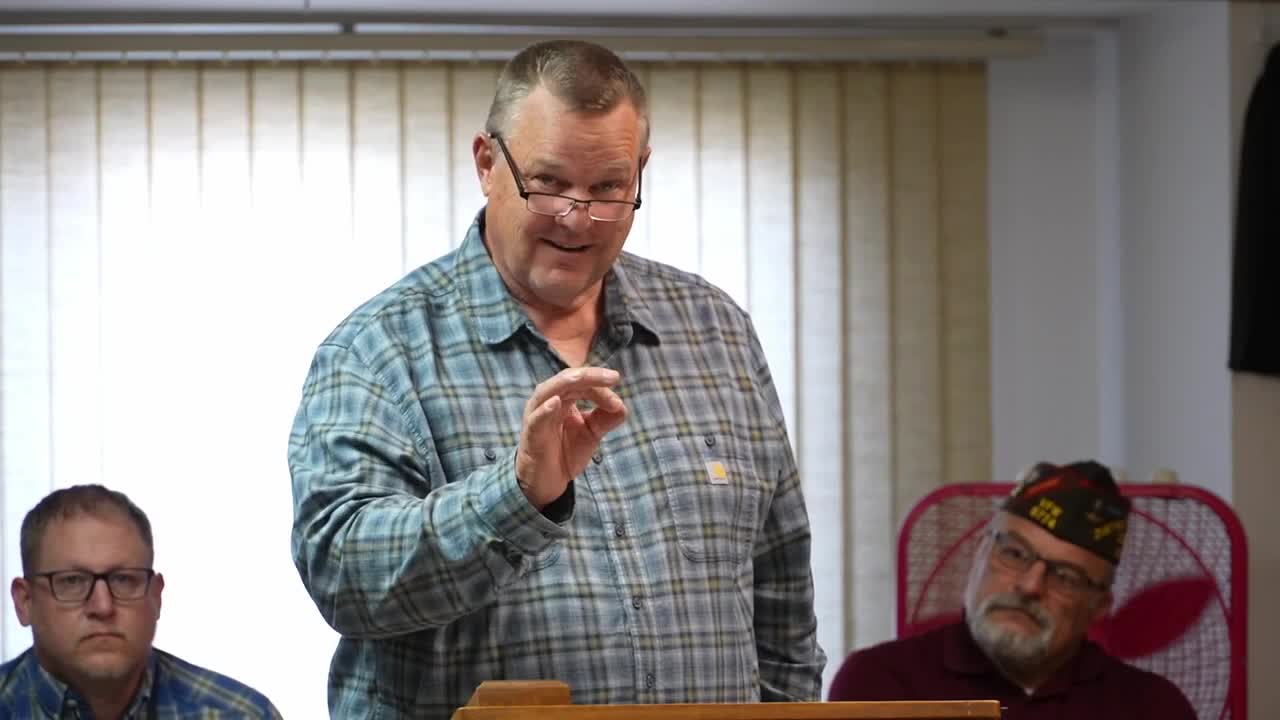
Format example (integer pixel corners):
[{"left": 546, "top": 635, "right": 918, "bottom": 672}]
[
  {"left": 290, "top": 39, "right": 825, "bottom": 719},
  {"left": 0, "top": 485, "right": 280, "bottom": 719}
]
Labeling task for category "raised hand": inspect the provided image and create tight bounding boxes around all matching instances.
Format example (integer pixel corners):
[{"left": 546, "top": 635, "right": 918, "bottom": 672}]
[{"left": 516, "top": 366, "right": 627, "bottom": 509}]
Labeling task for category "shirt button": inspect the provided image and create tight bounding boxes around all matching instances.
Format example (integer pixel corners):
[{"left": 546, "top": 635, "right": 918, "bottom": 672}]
[
  {"left": 484, "top": 448, "right": 497, "bottom": 461},
  {"left": 644, "top": 673, "right": 656, "bottom": 689},
  {"left": 592, "top": 454, "right": 603, "bottom": 464},
  {"left": 703, "top": 435, "right": 715, "bottom": 448},
  {"left": 632, "top": 597, "right": 643, "bottom": 609},
  {"left": 614, "top": 525, "right": 625, "bottom": 538}
]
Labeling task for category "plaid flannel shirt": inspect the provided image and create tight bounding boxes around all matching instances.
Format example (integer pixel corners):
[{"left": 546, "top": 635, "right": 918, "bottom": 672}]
[
  {"left": 0, "top": 648, "right": 280, "bottom": 719},
  {"left": 289, "top": 211, "right": 825, "bottom": 719}
]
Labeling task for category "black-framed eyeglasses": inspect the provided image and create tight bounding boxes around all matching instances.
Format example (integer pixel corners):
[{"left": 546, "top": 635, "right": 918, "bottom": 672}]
[
  {"left": 489, "top": 132, "right": 642, "bottom": 222},
  {"left": 988, "top": 531, "right": 1109, "bottom": 597},
  {"left": 28, "top": 568, "right": 156, "bottom": 603}
]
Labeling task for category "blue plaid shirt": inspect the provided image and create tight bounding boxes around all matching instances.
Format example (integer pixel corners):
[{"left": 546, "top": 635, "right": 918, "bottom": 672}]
[
  {"left": 0, "top": 647, "right": 280, "bottom": 719},
  {"left": 289, "top": 211, "right": 825, "bottom": 719}
]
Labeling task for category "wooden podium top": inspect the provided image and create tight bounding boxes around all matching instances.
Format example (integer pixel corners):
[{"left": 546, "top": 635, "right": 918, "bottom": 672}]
[{"left": 451, "top": 681, "right": 1001, "bottom": 720}]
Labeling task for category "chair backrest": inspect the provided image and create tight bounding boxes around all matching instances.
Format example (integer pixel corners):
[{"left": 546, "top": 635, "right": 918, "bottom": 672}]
[{"left": 897, "top": 483, "right": 1247, "bottom": 720}]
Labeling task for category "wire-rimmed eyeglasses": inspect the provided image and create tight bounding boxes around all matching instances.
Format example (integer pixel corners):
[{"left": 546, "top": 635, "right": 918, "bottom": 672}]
[
  {"left": 489, "top": 132, "right": 642, "bottom": 222},
  {"left": 28, "top": 568, "right": 156, "bottom": 603},
  {"left": 987, "top": 531, "right": 1110, "bottom": 598}
]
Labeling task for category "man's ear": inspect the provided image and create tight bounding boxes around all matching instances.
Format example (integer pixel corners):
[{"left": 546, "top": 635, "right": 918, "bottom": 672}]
[
  {"left": 151, "top": 572, "right": 165, "bottom": 620},
  {"left": 473, "top": 133, "right": 497, "bottom": 197},
  {"left": 12, "top": 577, "right": 32, "bottom": 627},
  {"left": 639, "top": 146, "right": 651, "bottom": 172}
]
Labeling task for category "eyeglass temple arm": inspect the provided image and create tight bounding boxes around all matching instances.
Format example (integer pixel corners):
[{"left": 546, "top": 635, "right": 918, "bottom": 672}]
[{"left": 488, "top": 132, "right": 530, "bottom": 198}]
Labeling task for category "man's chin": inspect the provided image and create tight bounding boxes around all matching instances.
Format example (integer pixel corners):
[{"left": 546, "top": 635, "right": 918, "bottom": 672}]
[
  {"left": 528, "top": 275, "right": 600, "bottom": 309},
  {"left": 973, "top": 616, "right": 1052, "bottom": 665},
  {"left": 75, "top": 650, "right": 140, "bottom": 682}
]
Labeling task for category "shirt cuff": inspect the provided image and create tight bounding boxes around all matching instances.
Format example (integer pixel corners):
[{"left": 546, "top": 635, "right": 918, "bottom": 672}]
[
  {"left": 472, "top": 449, "right": 570, "bottom": 555},
  {"left": 540, "top": 481, "right": 575, "bottom": 523}
]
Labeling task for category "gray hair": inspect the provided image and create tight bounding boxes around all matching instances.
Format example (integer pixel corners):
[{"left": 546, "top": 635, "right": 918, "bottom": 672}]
[
  {"left": 485, "top": 39, "right": 649, "bottom": 145},
  {"left": 20, "top": 484, "right": 154, "bottom": 574}
]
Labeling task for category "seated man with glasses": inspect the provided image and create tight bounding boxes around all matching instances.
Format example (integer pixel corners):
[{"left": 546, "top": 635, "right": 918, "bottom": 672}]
[
  {"left": 0, "top": 485, "right": 280, "bottom": 719},
  {"left": 828, "top": 460, "right": 1195, "bottom": 719},
  {"left": 289, "top": 38, "right": 823, "bottom": 719}
]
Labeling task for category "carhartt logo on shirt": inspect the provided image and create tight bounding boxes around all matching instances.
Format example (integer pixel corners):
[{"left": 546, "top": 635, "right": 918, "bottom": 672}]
[{"left": 705, "top": 460, "right": 729, "bottom": 485}]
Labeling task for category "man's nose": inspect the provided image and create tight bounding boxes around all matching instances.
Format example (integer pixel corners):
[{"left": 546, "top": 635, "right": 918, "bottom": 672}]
[
  {"left": 557, "top": 200, "right": 594, "bottom": 232},
  {"left": 1014, "top": 560, "right": 1049, "bottom": 597},
  {"left": 83, "top": 577, "right": 117, "bottom": 616}
]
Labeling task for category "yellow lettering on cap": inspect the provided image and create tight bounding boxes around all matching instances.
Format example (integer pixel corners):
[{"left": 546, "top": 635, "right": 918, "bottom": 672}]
[
  {"left": 1029, "top": 498, "right": 1063, "bottom": 530},
  {"left": 1093, "top": 519, "right": 1126, "bottom": 541}
]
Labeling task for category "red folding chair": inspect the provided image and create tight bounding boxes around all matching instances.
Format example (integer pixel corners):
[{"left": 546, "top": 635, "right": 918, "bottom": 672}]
[{"left": 897, "top": 483, "right": 1247, "bottom": 720}]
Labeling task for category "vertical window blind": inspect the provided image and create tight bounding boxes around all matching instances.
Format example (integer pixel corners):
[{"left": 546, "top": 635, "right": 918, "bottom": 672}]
[{"left": 0, "top": 59, "right": 989, "bottom": 716}]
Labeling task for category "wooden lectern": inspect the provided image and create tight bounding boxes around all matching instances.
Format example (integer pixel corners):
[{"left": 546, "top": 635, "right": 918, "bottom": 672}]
[{"left": 451, "top": 681, "right": 1001, "bottom": 719}]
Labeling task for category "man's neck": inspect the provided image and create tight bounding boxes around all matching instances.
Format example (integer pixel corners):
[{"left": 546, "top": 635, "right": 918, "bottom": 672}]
[
  {"left": 1000, "top": 665, "right": 1046, "bottom": 695},
  {"left": 991, "top": 646, "right": 1076, "bottom": 694},
  {"left": 34, "top": 648, "right": 146, "bottom": 719},
  {"left": 520, "top": 287, "right": 605, "bottom": 367},
  {"left": 68, "top": 667, "right": 146, "bottom": 720},
  {"left": 85, "top": 693, "right": 133, "bottom": 720}
]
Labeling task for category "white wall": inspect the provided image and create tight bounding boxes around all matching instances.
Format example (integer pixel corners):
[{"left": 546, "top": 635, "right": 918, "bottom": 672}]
[
  {"left": 989, "top": 4, "right": 1235, "bottom": 500},
  {"left": 988, "top": 30, "right": 1123, "bottom": 480},
  {"left": 1117, "top": 2, "right": 1233, "bottom": 497}
]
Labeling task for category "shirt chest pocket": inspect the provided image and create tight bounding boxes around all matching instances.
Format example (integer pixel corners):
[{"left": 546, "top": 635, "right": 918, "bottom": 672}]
[{"left": 651, "top": 435, "right": 764, "bottom": 565}]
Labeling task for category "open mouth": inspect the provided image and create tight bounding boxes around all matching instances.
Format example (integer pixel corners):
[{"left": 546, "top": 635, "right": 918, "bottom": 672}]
[{"left": 543, "top": 238, "right": 591, "bottom": 253}]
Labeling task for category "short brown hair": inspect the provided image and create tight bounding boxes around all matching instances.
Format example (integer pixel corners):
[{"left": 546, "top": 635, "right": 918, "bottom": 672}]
[
  {"left": 485, "top": 39, "right": 649, "bottom": 145},
  {"left": 20, "top": 484, "right": 154, "bottom": 574}
]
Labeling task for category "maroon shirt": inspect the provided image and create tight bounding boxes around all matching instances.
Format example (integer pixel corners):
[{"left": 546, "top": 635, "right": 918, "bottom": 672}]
[{"left": 828, "top": 621, "right": 1196, "bottom": 720}]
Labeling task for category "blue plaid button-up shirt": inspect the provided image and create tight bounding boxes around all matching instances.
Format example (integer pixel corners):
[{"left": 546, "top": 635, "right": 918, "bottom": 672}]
[
  {"left": 0, "top": 647, "right": 280, "bottom": 719},
  {"left": 289, "top": 211, "right": 825, "bottom": 719}
]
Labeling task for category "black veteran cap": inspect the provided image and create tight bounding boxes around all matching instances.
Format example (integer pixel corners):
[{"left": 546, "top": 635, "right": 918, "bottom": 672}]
[{"left": 1001, "top": 460, "right": 1131, "bottom": 565}]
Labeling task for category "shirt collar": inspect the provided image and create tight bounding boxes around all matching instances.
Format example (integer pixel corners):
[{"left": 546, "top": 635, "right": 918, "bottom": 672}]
[
  {"left": 943, "top": 617, "right": 998, "bottom": 676},
  {"left": 457, "top": 207, "right": 661, "bottom": 347},
  {"left": 26, "top": 649, "right": 156, "bottom": 720},
  {"left": 455, "top": 210, "right": 528, "bottom": 346},
  {"left": 1037, "top": 637, "right": 1108, "bottom": 697},
  {"left": 602, "top": 256, "right": 660, "bottom": 344},
  {"left": 123, "top": 655, "right": 157, "bottom": 719},
  {"left": 26, "top": 651, "right": 66, "bottom": 719},
  {"left": 944, "top": 615, "right": 1107, "bottom": 697}
]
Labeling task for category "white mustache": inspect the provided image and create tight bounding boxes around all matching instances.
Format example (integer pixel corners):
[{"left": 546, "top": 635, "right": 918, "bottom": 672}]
[{"left": 981, "top": 592, "right": 1053, "bottom": 629}]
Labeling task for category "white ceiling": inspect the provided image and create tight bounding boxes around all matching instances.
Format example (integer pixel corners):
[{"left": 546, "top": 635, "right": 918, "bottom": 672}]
[{"left": 0, "top": 0, "right": 1174, "bottom": 22}]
